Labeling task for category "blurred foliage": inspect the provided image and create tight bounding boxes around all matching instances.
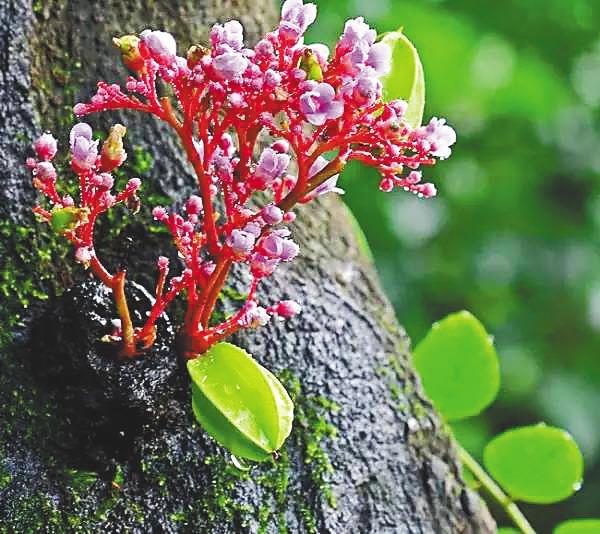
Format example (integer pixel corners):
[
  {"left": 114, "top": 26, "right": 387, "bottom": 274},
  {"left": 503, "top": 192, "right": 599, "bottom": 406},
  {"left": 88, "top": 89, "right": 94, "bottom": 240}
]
[{"left": 308, "top": 0, "right": 600, "bottom": 530}]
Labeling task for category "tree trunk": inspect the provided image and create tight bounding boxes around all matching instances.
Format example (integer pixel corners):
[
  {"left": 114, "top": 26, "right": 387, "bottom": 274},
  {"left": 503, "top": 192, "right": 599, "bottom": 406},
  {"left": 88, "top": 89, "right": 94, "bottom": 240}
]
[{"left": 0, "top": 0, "right": 495, "bottom": 532}]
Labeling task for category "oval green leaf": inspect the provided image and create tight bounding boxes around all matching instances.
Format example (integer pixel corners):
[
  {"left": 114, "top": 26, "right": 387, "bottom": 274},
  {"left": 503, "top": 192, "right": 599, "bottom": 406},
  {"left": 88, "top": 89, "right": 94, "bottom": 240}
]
[
  {"left": 187, "top": 342, "right": 293, "bottom": 462},
  {"left": 484, "top": 424, "right": 583, "bottom": 504},
  {"left": 413, "top": 311, "right": 500, "bottom": 421},
  {"left": 379, "top": 29, "right": 425, "bottom": 128},
  {"left": 554, "top": 519, "right": 600, "bottom": 534}
]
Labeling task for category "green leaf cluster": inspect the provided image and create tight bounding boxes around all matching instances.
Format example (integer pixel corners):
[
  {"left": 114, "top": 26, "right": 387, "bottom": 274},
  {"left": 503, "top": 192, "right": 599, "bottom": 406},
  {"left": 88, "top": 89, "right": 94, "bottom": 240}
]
[{"left": 413, "top": 311, "right": 593, "bottom": 531}]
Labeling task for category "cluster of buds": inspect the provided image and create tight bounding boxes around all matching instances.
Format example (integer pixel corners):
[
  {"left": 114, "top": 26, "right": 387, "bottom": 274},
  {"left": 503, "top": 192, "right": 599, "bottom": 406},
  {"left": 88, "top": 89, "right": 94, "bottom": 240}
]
[{"left": 30, "top": 0, "right": 455, "bottom": 358}]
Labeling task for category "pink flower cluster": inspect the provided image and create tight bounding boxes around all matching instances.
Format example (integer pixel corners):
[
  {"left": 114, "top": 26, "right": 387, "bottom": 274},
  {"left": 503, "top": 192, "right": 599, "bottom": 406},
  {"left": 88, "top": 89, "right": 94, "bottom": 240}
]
[{"left": 30, "top": 0, "right": 455, "bottom": 358}]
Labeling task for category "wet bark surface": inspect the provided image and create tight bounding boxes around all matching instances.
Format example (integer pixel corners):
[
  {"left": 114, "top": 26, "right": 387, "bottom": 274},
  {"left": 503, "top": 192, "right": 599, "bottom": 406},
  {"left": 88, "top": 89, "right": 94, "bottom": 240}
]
[{"left": 0, "top": 0, "right": 495, "bottom": 532}]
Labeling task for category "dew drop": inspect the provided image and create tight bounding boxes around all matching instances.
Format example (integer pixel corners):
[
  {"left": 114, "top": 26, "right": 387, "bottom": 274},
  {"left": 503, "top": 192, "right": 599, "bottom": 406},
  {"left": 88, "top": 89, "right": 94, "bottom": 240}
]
[
  {"left": 573, "top": 480, "right": 582, "bottom": 492},
  {"left": 230, "top": 454, "right": 251, "bottom": 471}
]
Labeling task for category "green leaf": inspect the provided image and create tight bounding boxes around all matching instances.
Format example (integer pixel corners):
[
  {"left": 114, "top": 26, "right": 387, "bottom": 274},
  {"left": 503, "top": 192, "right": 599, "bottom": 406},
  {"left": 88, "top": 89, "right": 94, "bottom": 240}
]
[
  {"left": 484, "top": 424, "right": 583, "bottom": 504},
  {"left": 187, "top": 342, "right": 294, "bottom": 462},
  {"left": 554, "top": 519, "right": 600, "bottom": 534},
  {"left": 50, "top": 207, "right": 87, "bottom": 233},
  {"left": 413, "top": 311, "right": 500, "bottom": 421},
  {"left": 379, "top": 29, "right": 425, "bottom": 128},
  {"left": 497, "top": 528, "right": 521, "bottom": 534}
]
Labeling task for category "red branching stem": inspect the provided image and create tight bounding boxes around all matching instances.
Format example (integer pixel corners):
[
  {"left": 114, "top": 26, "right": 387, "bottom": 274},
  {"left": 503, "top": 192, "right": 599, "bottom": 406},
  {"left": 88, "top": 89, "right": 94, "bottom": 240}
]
[{"left": 30, "top": 12, "right": 454, "bottom": 360}]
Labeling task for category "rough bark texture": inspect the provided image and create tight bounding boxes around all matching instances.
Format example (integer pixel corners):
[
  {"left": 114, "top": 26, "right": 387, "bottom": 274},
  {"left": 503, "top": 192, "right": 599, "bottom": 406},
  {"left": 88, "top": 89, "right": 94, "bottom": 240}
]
[{"left": 0, "top": 0, "right": 496, "bottom": 532}]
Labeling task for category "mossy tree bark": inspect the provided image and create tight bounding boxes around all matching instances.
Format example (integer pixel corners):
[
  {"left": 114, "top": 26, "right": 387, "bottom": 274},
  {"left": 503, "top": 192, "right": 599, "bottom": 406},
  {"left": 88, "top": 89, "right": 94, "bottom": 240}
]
[{"left": 0, "top": 0, "right": 495, "bottom": 532}]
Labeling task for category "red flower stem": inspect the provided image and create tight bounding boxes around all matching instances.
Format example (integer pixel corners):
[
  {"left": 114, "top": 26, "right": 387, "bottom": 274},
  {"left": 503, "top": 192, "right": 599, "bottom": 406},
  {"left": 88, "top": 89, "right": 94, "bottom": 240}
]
[
  {"left": 160, "top": 96, "right": 221, "bottom": 257},
  {"left": 199, "top": 257, "right": 233, "bottom": 329},
  {"left": 88, "top": 255, "right": 137, "bottom": 357},
  {"left": 112, "top": 270, "right": 137, "bottom": 357}
]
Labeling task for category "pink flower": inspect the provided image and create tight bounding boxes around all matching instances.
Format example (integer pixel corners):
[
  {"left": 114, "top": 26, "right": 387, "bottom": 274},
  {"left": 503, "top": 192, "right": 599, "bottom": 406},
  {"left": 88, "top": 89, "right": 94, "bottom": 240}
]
[
  {"left": 211, "top": 20, "right": 244, "bottom": 52},
  {"left": 259, "top": 233, "right": 285, "bottom": 258},
  {"left": 238, "top": 301, "right": 270, "bottom": 328},
  {"left": 280, "top": 239, "right": 299, "bottom": 261},
  {"left": 338, "top": 17, "right": 376, "bottom": 54},
  {"left": 366, "top": 42, "right": 392, "bottom": 75},
  {"left": 69, "top": 122, "right": 93, "bottom": 147},
  {"left": 279, "top": 0, "right": 317, "bottom": 43},
  {"left": 299, "top": 82, "right": 344, "bottom": 126},
  {"left": 341, "top": 69, "right": 382, "bottom": 106},
  {"left": 212, "top": 51, "right": 249, "bottom": 81},
  {"left": 253, "top": 148, "right": 291, "bottom": 188},
  {"left": 261, "top": 204, "right": 283, "bottom": 225},
  {"left": 140, "top": 29, "right": 177, "bottom": 66},
  {"left": 226, "top": 229, "right": 256, "bottom": 256},
  {"left": 250, "top": 253, "right": 279, "bottom": 277},
  {"left": 71, "top": 139, "right": 98, "bottom": 171},
  {"left": 33, "top": 133, "right": 58, "bottom": 161},
  {"left": 418, "top": 117, "right": 457, "bottom": 159}
]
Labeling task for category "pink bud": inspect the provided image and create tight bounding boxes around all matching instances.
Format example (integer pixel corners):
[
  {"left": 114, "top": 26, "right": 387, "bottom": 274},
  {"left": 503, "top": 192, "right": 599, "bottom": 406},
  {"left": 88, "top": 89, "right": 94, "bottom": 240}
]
[
  {"left": 379, "top": 177, "right": 394, "bottom": 192},
  {"left": 275, "top": 300, "right": 301, "bottom": 318},
  {"left": 261, "top": 204, "right": 283, "bottom": 225},
  {"left": 62, "top": 195, "right": 75, "bottom": 207},
  {"left": 157, "top": 256, "right": 169, "bottom": 269},
  {"left": 201, "top": 261, "right": 216, "bottom": 277},
  {"left": 35, "top": 161, "right": 57, "bottom": 181},
  {"left": 152, "top": 206, "right": 167, "bottom": 221},
  {"left": 271, "top": 140, "right": 289, "bottom": 154},
  {"left": 34, "top": 133, "right": 58, "bottom": 161},
  {"left": 406, "top": 171, "right": 421, "bottom": 184},
  {"left": 126, "top": 178, "right": 141, "bottom": 190},
  {"left": 101, "top": 173, "right": 115, "bottom": 189},
  {"left": 283, "top": 211, "right": 296, "bottom": 223},
  {"left": 140, "top": 29, "right": 177, "bottom": 66},
  {"left": 418, "top": 183, "right": 437, "bottom": 198},
  {"left": 185, "top": 195, "right": 203, "bottom": 215},
  {"left": 75, "top": 246, "right": 93, "bottom": 264},
  {"left": 227, "top": 229, "right": 256, "bottom": 256}
]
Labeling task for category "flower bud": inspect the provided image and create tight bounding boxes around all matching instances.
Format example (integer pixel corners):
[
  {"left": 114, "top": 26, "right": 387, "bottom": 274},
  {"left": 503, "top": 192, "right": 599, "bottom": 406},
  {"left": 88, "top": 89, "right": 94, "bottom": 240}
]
[
  {"left": 100, "top": 124, "right": 127, "bottom": 172},
  {"left": 140, "top": 29, "right": 177, "bottom": 66},
  {"left": 126, "top": 177, "right": 141, "bottom": 191},
  {"left": 227, "top": 229, "right": 256, "bottom": 256},
  {"left": 34, "top": 161, "right": 57, "bottom": 182},
  {"left": 261, "top": 204, "right": 283, "bottom": 225},
  {"left": 75, "top": 246, "right": 93, "bottom": 266},
  {"left": 152, "top": 206, "right": 167, "bottom": 221},
  {"left": 157, "top": 256, "right": 170, "bottom": 269},
  {"left": 259, "top": 233, "right": 284, "bottom": 258},
  {"left": 271, "top": 140, "right": 289, "bottom": 154},
  {"left": 274, "top": 300, "right": 301, "bottom": 318},
  {"left": 379, "top": 177, "right": 394, "bottom": 192},
  {"left": 70, "top": 123, "right": 98, "bottom": 172},
  {"left": 33, "top": 133, "right": 58, "bottom": 161},
  {"left": 112, "top": 35, "right": 145, "bottom": 72},
  {"left": 280, "top": 239, "right": 299, "bottom": 261},
  {"left": 185, "top": 195, "right": 203, "bottom": 215}
]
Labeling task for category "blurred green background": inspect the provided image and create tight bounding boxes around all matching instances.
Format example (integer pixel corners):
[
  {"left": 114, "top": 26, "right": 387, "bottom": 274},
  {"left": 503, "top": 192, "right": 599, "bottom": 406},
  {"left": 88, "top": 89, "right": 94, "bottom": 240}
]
[{"left": 308, "top": 0, "right": 600, "bottom": 531}]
